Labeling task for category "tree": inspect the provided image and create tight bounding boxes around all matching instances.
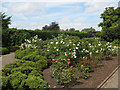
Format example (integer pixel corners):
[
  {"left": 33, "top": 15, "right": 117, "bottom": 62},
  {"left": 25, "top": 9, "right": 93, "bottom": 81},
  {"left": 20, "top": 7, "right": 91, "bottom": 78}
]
[
  {"left": 0, "top": 12, "right": 11, "bottom": 30},
  {"left": 42, "top": 22, "right": 60, "bottom": 31},
  {"left": 81, "top": 27, "right": 96, "bottom": 32},
  {"left": 98, "top": 7, "right": 120, "bottom": 41},
  {"left": 0, "top": 12, "right": 11, "bottom": 47},
  {"left": 69, "top": 28, "right": 75, "bottom": 32}
]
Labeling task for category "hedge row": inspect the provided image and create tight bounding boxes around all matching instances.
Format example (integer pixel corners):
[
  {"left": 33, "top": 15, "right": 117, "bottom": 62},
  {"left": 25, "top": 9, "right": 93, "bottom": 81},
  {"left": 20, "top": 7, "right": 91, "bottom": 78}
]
[{"left": 2, "top": 29, "right": 101, "bottom": 47}]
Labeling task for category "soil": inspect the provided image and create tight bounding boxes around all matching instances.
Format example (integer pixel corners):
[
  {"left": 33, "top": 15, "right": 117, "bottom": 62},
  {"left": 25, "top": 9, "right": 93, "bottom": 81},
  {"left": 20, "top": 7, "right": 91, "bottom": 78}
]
[{"left": 43, "top": 56, "right": 119, "bottom": 88}]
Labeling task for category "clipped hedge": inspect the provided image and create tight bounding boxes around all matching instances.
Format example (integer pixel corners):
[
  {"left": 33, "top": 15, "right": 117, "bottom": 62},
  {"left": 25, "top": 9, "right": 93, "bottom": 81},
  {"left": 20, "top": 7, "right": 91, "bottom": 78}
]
[{"left": 3, "top": 29, "right": 101, "bottom": 47}]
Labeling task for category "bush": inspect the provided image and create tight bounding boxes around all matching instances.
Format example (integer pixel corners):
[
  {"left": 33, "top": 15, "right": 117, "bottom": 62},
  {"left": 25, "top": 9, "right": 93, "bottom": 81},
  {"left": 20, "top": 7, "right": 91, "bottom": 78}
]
[
  {"left": 10, "top": 66, "right": 37, "bottom": 75},
  {"left": 2, "top": 71, "right": 28, "bottom": 89},
  {"left": 21, "top": 75, "right": 49, "bottom": 89},
  {"left": 15, "top": 48, "right": 36, "bottom": 59},
  {"left": 101, "top": 24, "right": 120, "bottom": 42},
  {"left": 2, "top": 71, "right": 49, "bottom": 89},
  {"left": 1, "top": 47, "right": 10, "bottom": 55},
  {"left": 7, "top": 46, "right": 20, "bottom": 52}
]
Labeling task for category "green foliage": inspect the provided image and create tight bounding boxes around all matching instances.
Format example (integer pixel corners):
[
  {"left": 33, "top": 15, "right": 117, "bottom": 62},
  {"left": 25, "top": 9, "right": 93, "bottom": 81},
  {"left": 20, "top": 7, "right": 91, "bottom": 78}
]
[
  {"left": 81, "top": 27, "right": 96, "bottom": 33},
  {"left": 7, "top": 45, "right": 20, "bottom": 52},
  {"left": 8, "top": 72, "right": 28, "bottom": 89},
  {"left": 22, "top": 75, "right": 49, "bottom": 89},
  {"left": 1, "top": 47, "right": 10, "bottom": 55},
  {"left": 0, "top": 12, "right": 11, "bottom": 30},
  {"left": 3, "top": 29, "right": 95, "bottom": 47},
  {"left": 2, "top": 60, "right": 49, "bottom": 89},
  {"left": 101, "top": 24, "right": 120, "bottom": 42},
  {"left": 112, "top": 39, "right": 120, "bottom": 46},
  {"left": 98, "top": 7, "right": 120, "bottom": 41},
  {"left": 10, "top": 66, "right": 36, "bottom": 75},
  {"left": 15, "top": 48, "right": 35, "bottom": 59},
  {"left": 69, "top": 28, "right": 75, "bottom": 32},
  {"left": 51, "top": 58, "right": 77, "bottom": 85}
]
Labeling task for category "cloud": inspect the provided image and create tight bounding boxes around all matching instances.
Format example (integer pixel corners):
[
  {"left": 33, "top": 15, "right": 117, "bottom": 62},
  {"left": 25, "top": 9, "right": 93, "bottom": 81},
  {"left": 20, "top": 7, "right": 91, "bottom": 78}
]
[
  {"left": 2, "top": 0, "right": 120, "bottom": 2},
  {"left": 2, "top": 1, "right": 118, "bottom": 31},
  {"left": 84, "top": 1, "right": 118, "bottom": 14},
  {"left": 74, "top": 17, "right": 86, "bottom": 23},
  {"left": 9, "top": 2, "right": 45, "bottom": 14},
  {"left": 9, "top": 21, "right": 43, "bottom": 30}
]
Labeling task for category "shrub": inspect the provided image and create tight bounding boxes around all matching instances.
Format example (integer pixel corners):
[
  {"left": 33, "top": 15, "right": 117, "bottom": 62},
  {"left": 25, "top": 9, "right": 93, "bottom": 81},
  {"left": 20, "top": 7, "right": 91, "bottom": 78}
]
[
  {"left": 15, "top": 48, "right": 36, "bottom": 59},
  {"left": 35, "top": 60, "right": 48, "bottom": 70},
  {"left": 28, "top": 70, "right": 43, "bottom": 78},
  {"left": 10, "top": 66, "right": 37, "bottom": 75},
  {"left": 1, "top": 47, "right": 10, "bottom": 55},
  {"left": 21, "top": 75, "right": 49, "bottom": 89},
  {"left": 2, "top": 76, "right": 11, "bottom": 89},
  {"left": 7, "top": 46, "right": 20, "bottom": 52},
  {"left": 2, "top": 71, "right": 28, "bottom": 89}
]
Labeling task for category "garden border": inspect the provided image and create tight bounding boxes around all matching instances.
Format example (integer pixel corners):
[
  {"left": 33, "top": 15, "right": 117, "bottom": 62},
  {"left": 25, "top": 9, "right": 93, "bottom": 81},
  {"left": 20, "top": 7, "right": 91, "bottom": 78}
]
[{"left": 96, "top": 64, "right": 120, "bottom": 89}]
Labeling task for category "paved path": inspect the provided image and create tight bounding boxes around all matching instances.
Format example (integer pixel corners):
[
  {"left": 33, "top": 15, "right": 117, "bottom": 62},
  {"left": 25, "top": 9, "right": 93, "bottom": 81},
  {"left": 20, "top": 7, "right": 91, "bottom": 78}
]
[
  {"left": 0, "top": 52, "right": 19, "bottom": 69},
  {"left": 101, "top": 67, "right": 120, "bottom": 88}
]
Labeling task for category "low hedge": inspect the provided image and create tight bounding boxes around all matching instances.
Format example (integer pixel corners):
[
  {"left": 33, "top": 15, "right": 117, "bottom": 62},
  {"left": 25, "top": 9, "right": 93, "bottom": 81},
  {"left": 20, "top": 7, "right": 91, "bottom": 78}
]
[
  {"left": 2, "top": 47, "right": 50, "bottom": 89},
  {"left": 1, "top": 47, "right": 10, "bottom": 55},
  {"left": 2, "top": 60, "right": 50, "bottom": 89}
]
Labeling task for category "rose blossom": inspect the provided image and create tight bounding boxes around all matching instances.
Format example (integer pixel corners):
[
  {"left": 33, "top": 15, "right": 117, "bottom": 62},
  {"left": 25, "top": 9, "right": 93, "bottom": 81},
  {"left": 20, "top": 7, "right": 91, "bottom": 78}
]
[
  {"left": 52, "top": 59, "right": 55, "bottom": 62},
  {"left": 67, "top": 61, "right": 70, "bottom": 64}
]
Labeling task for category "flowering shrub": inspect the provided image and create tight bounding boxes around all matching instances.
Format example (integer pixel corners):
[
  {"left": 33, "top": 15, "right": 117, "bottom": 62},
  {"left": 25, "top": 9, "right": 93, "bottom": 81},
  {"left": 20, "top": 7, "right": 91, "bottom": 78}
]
[
  {"left": 50, "top": 58, "right": 77, "bottom": 85},
  {"left": 46, "top": 34, "right": 82, "bottom": 61},
  {"left": 47, "top": 34, "right": 118, "bottom": 86},
  {"left": 20, "top": 35, "right": 43, "bottom": 49}
]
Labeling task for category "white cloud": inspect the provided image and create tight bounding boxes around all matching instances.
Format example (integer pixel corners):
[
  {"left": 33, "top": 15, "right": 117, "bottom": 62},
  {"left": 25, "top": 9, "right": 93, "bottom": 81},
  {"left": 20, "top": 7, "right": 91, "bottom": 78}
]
[
  {"left": 2, "top": 0, "right": 120, "bottom": 2},
  {"left": 9, "top": 21, "right": 42, "bottom": 30},
  {"left": 74, "top": 17, "right": 86, "bottom": 23},
  {"left": 59, "top": 17, "right": 71, "bottom": 24},
  {"left": 9, "top": 2, "right": 45, "bottom": 14},
  {"left": 60, "top": 22, "right": 101, "bottom": 31},
  {"left": 84, "top": 2, "right": 118, "bottom": 14}
]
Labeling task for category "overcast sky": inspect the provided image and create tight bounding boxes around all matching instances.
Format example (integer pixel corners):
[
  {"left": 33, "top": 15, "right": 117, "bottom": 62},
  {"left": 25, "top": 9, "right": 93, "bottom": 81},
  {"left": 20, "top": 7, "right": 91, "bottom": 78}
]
[{"left": 1, "top": 0, "right": 119, "bottom": 31}]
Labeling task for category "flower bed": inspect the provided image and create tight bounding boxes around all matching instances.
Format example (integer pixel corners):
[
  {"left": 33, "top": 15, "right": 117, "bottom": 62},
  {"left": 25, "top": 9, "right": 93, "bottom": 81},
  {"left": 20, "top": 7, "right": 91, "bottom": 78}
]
[{"left": 1, "top": 34, "right": 119, "bottom": 89}]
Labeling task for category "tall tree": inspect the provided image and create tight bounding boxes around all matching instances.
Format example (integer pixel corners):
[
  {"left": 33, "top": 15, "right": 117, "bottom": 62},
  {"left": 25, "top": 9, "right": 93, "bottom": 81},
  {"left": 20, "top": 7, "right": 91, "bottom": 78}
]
[
  {"left": 81, "top": 27, "right": 96, "bottom": 32},
  {"left": 0, "top": 12, "right": 11, "bottom": 30},
  {"left": 98, "top": 7, "right": 120, "bottom": 41}
]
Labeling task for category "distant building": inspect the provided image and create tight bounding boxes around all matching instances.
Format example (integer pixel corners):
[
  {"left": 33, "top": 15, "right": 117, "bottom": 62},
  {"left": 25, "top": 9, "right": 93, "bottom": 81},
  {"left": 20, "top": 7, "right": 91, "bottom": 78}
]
[{"left": 118, "top": 1, "right": 120, "bottom": 7}]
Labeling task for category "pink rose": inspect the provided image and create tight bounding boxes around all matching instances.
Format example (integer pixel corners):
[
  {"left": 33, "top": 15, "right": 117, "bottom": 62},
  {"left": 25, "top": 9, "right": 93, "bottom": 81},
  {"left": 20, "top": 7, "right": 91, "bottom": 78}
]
[
  {"left": 52, "top": 59, "right": 55, "bottom": 62},
  {"left": 70, "top": 66, "right": 73, "bottom": 68},
  {"left": 57, "top": 59, "right": 59, "bottom": 61},
  {"left": 67, "top": 61, "right": 70, "bottom": 64},
  {"left": 81, "top": 65, "right": 84, "bottom": 67}
]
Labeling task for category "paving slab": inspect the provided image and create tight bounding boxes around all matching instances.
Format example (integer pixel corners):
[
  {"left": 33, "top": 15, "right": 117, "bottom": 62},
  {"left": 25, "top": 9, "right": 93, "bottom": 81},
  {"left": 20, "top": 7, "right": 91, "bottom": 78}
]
[
  {"left": 0, "top": 52, "right": 19, "bottom": 69},
  {"left": 101, "top": 67, "right": 120, "bottom": 88}
]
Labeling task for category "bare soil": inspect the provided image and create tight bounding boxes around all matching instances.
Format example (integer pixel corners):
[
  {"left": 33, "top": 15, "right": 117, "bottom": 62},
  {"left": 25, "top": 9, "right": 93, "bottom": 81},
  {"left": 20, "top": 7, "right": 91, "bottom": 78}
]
[{"left": 43, "top": 56, "right": 119, "bottom": 88}]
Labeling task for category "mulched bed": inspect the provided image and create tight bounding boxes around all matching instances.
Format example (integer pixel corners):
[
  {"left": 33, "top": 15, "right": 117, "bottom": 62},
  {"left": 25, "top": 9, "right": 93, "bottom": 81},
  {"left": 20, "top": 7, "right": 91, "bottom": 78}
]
[{"left": 43, "top": 56, "right": 119, "bottom": 88}]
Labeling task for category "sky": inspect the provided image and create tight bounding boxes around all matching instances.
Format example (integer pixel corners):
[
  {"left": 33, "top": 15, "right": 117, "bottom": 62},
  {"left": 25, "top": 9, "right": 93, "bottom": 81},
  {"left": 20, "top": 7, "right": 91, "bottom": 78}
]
[{"left": 1, "top": 0, "right": 119, "bottom": 31}]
